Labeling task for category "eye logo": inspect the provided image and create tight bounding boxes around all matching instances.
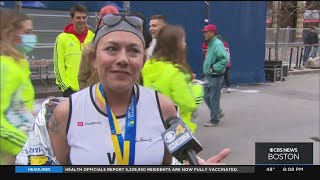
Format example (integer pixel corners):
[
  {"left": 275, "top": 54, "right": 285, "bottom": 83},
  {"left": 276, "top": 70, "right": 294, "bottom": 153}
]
[{"left": 164, "top": 131, "right": 175, "bottom": 143}]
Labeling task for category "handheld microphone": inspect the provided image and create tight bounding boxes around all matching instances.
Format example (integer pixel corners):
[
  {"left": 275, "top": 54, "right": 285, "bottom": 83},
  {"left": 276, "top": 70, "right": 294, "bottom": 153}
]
[{"left": 161, "top": 116, "right": 203, "bottom": 165}]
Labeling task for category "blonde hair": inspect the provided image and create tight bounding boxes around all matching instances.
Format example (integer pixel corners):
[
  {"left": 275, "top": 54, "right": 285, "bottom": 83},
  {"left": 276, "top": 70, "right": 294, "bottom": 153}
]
[
  {"left": 82, "top": 42, "right": 95, "bottom": 64},
  {"left": 0, "top": 8, "right": 31, "bottom": 62}
]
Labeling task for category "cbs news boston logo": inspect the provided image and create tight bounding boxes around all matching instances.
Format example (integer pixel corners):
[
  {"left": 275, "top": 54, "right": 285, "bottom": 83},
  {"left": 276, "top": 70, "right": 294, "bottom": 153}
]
[{"left": 255, "top": 142, "right": 313, "bottom": 165}]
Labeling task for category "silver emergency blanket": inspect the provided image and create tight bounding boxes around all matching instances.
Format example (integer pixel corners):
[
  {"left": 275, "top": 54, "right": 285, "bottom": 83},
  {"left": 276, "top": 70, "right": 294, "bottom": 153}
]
[
  {"left": 15, "top": 97, "right": 66, "bottom": 165},
  {"left": 14, "top": 96, "right": 184, "bottom": 165}
]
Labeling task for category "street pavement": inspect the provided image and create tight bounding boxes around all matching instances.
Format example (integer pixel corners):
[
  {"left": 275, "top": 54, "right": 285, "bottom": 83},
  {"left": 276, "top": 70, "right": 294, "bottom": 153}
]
[
  {"left": 194, "top": 73, "right": 319, "bottom": 165},
  {"left": 34, "top": 73, "right": 320, "bottom": 165}
]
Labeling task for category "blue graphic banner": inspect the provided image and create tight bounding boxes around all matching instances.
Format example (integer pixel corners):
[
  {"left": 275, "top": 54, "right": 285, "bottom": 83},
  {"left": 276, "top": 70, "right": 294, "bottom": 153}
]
[
  {"left": 209, "top": 1, "right": 267, "bottom": 85},
  {"left": 18, "top": 1, "right": 124, "bottom": 12},
  {"left": 15, "top": 166, "right": 64, "bottom": 173},
  {"left": 130, "top": 1, "right": 205, "bottom": 79}
]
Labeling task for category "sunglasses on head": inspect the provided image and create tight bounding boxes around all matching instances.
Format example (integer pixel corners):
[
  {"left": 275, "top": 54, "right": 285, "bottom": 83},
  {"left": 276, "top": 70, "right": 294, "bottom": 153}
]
[{"left": 93, "top": 13, "right": 143, "bottom": 43}]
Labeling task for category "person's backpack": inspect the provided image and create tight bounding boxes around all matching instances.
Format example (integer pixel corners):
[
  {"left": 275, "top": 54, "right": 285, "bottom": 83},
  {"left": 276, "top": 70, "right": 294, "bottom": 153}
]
[{"left": 223, "top": 41, "right": 232, "bottom": 68}]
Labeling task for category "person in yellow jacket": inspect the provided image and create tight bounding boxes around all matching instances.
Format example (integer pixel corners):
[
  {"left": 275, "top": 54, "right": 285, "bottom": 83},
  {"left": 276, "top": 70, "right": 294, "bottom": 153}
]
[
  {"left": 54, "top": 4, "right": 94, "bottom": 97},
  {"left": 141, "top": 25, "right": 203, "bottom": 133},
  {"left": 0, "top": 8, "right": 38, "bottom": 164}
]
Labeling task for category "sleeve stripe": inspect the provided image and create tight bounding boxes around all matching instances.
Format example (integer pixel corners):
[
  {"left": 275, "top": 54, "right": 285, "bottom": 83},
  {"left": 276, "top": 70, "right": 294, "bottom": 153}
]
[
  {"left": 54, "top": 36, "right": 68, "bottom": 90},
  {"left": 0, "top": 127, "right": 26, "bottom": 147}
]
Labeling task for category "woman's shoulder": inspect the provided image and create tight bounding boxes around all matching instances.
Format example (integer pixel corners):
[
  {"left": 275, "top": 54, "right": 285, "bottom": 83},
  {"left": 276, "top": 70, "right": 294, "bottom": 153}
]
[
  {"left": 1, "top": 55, "right": 20, "bottom": 63},
  {"left": 154, "top": 62, "right": 191, "bottom": 79},
  {"left": 144, "top": 59, "right": 179, "bottom": 71},
  {"left": 155, "top": 60, "right": 184, "bottom": 72},
  {"left": 142, "top": 59, "right": 189, "bottom": 82},
  {"left": 0, "top": 55, "right": 28, "bottom": 68},
  {"left": 51, "top": 98, "right": 70, "bottom": 124}
]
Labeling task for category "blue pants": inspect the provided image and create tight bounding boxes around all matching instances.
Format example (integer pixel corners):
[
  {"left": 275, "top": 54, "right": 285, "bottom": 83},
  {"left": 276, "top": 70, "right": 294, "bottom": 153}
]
[
  {"left": 303, "top": 46, "right": 312, "bottom": 63},
  {"left": 203, "top": 74, "right": 224, "bottom": 124},
  {"left": 309, "top": 45, "right": 319, "bottom": 58}
]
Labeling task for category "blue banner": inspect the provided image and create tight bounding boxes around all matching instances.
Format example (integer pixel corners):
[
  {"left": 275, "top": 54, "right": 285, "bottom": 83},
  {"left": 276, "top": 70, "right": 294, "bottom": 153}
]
[
  {"left": 209, "top": 1, "right": 267, "bottom": 85},
  {"left": 15, "top": 166, "right": 64, "bottom": 173},
  {"left": 130, "top": 1, "right": 205, "bottom": 79},
  {"left": 131, "top": 1, "right": 267, "bottom": 85},
  {"left": 0, "top": 1, "right": 16, "bottom": 9},
  {"left": 19, "top": 1, "right": 124, "bottom": 12}
]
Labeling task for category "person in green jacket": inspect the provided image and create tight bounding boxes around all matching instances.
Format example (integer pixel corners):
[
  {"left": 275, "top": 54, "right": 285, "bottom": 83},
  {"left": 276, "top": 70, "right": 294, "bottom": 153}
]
[
  {"left": 0, "top": 8, "right": 37, "bottom": 164},
  {"left": 202, "top": 24, "right": 229, "bottom": 127},
  {"left": 53, "top": 4, "right": 95, "bottom": 97},
  {"left": 142, "top": 25, "right": 203, "bottom": 133}
]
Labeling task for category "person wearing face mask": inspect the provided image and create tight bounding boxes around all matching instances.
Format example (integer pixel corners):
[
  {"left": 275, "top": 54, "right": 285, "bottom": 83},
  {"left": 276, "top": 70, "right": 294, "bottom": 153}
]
[
  {"left": 0, "top": 8, "right": 38, "bottom": 165},
  {"left": 53, "top": 4, "right": 95, "bottom": 97}
]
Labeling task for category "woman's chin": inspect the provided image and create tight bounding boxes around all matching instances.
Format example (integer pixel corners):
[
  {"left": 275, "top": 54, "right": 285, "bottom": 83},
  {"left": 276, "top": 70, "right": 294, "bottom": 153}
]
[{"left": 107, "top": 81, "right": 133, "bottom": 92}]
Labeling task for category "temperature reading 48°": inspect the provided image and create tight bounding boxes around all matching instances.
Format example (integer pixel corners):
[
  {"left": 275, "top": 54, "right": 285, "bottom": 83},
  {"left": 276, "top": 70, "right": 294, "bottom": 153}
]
[{"left": 266, "top": 167, "right": 275, "bottom": 172}]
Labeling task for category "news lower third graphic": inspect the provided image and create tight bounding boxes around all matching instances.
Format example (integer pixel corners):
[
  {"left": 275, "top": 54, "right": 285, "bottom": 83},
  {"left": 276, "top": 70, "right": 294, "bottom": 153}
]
[
  {"left": 13, "top": 142, "right": 315, "bottom": 174},
  {"left": 15, "top": 166, "right": 255, "bottom": 173},
  {"left": 255, "top": 142, "right": 313, "bottom": 165}
]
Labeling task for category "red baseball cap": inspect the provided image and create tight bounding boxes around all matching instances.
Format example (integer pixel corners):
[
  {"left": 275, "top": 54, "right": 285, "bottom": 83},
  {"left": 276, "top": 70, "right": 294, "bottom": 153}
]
[
  {"left": 99, "top": 5, "right": 119, "bottom": 19},
  {"left": 202, "top": 24, "right": 217, "bottom": 33}
]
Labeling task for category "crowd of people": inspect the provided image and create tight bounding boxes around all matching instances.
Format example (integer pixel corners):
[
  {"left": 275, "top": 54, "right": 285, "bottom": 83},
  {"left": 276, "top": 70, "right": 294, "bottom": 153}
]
[{"left": 0, "top": 4, "right": 232, "bottom": 165}]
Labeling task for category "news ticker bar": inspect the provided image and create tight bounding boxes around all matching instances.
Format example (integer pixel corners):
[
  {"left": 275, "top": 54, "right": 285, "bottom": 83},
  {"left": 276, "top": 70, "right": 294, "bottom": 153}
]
[
  {"left": 15, "top": 166, "right": 255, "bottom": 173},
  {"left": 14, "top": 165, "right": 320, "bottom": 174}
]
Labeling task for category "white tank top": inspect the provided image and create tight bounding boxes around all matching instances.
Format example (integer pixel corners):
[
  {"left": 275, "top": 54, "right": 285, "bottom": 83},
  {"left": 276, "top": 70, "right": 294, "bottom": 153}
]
[{"left": 67, "top": 84, "right": 165, "bottom": 165}]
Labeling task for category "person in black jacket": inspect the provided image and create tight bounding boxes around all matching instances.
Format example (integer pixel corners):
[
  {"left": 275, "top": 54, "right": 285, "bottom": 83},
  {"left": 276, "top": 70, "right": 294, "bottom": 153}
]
[
  {"left": 308, "top": 27, "right": 319, "bottom": 58},
  {"left": 303, "top": 27, "right": 319, "bottom": 63}
]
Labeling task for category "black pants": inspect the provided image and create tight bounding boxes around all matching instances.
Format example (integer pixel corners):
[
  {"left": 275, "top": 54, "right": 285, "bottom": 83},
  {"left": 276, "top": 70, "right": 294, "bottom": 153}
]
[{"left": 222, "top": 67, "right": 230, "bottom": 88}]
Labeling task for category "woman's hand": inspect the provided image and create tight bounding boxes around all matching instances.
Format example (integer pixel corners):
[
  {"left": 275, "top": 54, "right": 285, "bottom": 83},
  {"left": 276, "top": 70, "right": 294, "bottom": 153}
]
[
  {"left": 198, "top": 148, "right": 231, "bottom": 165},
  {"left": 183, "top": 148, "right": 231, "bottom": 165}
]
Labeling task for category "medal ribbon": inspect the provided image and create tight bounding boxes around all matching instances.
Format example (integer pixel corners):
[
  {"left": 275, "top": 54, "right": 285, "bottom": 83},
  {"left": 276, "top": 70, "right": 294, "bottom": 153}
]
[{"left": 96, "top": 83, "right": 137, "bottom": 165}]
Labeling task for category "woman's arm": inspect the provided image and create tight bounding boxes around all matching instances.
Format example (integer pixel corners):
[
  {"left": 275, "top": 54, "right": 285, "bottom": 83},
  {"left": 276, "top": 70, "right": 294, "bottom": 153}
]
[
  {"left": 157, "top": 93, "right": 178, "bottom": 165},
  {"left": 47, "top": 99, "right": 70, "bottom": 165}
]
